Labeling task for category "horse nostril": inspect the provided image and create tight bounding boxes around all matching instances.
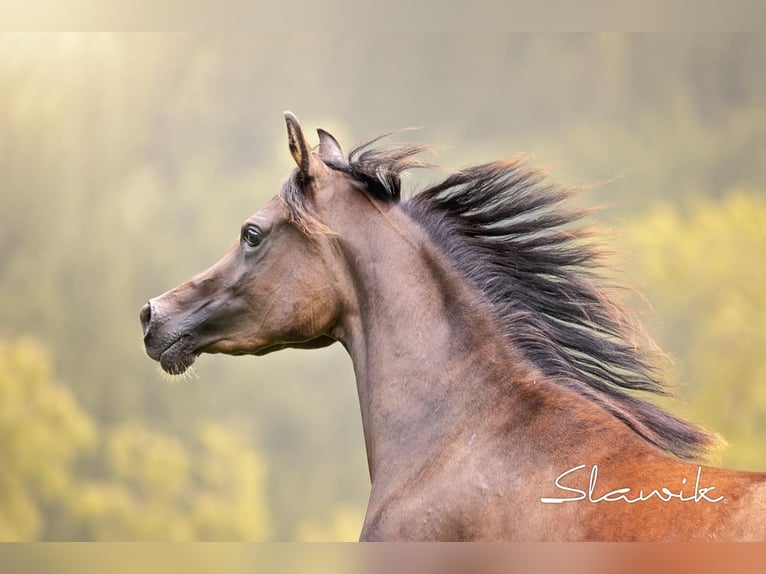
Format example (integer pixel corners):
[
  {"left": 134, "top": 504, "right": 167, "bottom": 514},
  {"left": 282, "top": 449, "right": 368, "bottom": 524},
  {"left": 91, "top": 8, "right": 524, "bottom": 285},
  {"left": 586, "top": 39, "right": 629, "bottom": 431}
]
[{"left": 140, "top": 302, "right": 152, "bottom": 336}]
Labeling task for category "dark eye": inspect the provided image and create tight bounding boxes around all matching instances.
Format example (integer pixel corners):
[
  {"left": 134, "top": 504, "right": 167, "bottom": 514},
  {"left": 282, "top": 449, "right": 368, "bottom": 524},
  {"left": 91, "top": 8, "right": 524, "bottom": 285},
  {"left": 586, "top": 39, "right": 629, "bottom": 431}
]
[{"left": 241, "top": 225, "right": 263, "bottom": 247}]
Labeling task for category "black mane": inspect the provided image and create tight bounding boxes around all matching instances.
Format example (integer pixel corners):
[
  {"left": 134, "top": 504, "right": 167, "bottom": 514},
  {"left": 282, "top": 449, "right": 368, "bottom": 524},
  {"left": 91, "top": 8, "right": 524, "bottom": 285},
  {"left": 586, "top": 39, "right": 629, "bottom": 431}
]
[{"left": 286, "top": 136, "right": 716, "bottom": 461}]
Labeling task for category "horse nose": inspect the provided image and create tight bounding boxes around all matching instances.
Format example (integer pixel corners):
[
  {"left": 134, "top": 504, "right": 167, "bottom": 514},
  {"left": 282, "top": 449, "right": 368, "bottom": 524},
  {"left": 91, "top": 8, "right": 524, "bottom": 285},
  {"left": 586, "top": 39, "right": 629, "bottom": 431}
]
[{"left": 140, "top": 301, "right": 153, "bottom": 337}]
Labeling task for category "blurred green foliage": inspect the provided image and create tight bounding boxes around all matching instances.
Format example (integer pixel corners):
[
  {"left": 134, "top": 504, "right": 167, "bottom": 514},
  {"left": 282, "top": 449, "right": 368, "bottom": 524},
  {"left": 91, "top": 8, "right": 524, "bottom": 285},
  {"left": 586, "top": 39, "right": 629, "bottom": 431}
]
[
  {"left": 0, "top": 339, "right": 270, "bottom": 540},
  {"left": 624, "top": 192, "right": 766, "bottom": 470},
  {"left": 0, "top": 339, "right": 92, "bottom": 540},
  {"left": 0, "top": 33, "right": 764, "bottom": 539}
]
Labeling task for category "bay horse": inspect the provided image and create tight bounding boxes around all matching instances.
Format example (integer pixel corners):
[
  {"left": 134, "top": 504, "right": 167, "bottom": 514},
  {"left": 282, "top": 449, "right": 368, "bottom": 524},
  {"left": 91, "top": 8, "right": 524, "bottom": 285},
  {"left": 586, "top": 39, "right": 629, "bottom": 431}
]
[{"left": 140, "top": 113, "right": 766, "bottom": 540}]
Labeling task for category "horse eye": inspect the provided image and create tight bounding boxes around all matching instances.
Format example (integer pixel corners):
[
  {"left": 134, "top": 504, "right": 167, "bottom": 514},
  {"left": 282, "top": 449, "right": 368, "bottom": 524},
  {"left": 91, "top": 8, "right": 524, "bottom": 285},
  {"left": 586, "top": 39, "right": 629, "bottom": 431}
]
[{"left": 242, "top": 225, "right": 263, "bottom": 247}]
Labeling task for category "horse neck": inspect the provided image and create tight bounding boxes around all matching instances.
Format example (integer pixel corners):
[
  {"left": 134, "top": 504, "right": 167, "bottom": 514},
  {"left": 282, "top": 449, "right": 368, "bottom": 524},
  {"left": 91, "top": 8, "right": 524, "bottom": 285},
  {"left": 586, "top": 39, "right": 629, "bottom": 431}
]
[{"left": 332, "top": 203, "right": 540, "bottom": 482}]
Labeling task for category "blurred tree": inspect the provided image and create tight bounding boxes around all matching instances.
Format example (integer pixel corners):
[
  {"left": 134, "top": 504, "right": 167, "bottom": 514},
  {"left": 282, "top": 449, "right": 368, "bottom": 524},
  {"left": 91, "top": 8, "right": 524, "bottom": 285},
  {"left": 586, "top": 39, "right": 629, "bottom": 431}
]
[
  {"left": 189, "top": 421, "right": 270, "bottom": 540},
  {"left": 0, "top": 337, "right": 271, "bottom": 540},
  {"left": 0, "top": 338, "right": 93, "bottom": 540},
  {"left": 625, "top": 191, "right": 766, "bottom": 470},
  {"left": 297, "top": 505, "right": 365, "bottom": 542},
  {"left": 72, "top": 420, "right": 271, "bottom": 540}
]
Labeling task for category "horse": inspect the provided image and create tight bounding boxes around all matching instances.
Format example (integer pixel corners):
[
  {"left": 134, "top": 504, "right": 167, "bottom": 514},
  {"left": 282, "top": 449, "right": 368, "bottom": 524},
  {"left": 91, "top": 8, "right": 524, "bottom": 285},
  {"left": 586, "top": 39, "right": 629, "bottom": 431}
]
[{"left": 140, "top": 112, "right": 766, "bottom": 540}]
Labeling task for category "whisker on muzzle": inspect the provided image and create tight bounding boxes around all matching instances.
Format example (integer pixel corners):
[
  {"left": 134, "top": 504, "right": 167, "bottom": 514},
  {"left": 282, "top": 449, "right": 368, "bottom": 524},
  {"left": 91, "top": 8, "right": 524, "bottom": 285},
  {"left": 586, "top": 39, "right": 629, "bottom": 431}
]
[{"left": 157, "top": 364, "right": 199, "bottom": 383}]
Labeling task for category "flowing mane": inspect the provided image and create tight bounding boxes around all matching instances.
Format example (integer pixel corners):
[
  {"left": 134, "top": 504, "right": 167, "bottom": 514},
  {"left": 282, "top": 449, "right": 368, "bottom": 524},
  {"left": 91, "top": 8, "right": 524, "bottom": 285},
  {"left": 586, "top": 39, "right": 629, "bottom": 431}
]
[{"left": 282, "top": 136, "right": 717, "bottom": 461}]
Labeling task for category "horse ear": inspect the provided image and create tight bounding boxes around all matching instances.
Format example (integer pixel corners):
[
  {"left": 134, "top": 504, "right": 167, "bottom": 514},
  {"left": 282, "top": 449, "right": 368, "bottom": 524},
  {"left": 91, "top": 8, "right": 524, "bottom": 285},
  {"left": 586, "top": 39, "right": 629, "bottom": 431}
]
[
  {"left": 284, "top": 111, "right": 313, "bottom": 178},
  {"left": 317, "top": 128, "right": 345, "bottom": 163}
]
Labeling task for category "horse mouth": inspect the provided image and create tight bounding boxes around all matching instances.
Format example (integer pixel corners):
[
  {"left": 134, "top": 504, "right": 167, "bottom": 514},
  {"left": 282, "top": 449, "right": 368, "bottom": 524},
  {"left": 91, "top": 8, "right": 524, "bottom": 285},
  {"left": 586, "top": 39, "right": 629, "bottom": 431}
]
[{"left": 159, "top": 335, "right": 198, "bottom": 375}]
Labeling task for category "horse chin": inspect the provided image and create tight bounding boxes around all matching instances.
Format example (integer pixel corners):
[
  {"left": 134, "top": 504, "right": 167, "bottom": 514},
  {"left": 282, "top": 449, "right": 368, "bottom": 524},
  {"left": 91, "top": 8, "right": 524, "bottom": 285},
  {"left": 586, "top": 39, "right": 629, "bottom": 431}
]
[{"left": 159, "top": 336, "right": 197, "bottom": 375}]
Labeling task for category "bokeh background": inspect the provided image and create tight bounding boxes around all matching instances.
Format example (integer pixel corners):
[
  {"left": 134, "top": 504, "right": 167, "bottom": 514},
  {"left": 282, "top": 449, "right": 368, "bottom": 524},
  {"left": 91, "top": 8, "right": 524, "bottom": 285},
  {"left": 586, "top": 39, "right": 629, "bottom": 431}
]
[{"left": 1, "top": 32, "right": 765, "bottom": 540}]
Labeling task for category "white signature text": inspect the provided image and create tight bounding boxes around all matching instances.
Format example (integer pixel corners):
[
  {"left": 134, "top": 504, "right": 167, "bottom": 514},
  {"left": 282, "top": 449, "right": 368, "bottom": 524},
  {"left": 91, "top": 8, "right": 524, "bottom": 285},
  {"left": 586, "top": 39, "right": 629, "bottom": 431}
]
[{"left": 540, "top": 464, "right": 727, "bottom": 505}]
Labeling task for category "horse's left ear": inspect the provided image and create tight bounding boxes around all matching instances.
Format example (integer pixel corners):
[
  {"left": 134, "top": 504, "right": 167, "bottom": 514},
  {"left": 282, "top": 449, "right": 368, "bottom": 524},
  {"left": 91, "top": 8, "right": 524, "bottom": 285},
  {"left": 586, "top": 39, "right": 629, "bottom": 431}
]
[{"left": 284, "top": 111, "right": 314, "bottom": 179}]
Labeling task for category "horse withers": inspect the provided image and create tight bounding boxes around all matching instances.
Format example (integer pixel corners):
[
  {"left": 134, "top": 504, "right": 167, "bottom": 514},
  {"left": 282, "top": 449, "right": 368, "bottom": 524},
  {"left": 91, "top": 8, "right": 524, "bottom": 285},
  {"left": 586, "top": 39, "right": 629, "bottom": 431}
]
[{"left": 140, "top": 113, "right": 766, "bottom": 540}]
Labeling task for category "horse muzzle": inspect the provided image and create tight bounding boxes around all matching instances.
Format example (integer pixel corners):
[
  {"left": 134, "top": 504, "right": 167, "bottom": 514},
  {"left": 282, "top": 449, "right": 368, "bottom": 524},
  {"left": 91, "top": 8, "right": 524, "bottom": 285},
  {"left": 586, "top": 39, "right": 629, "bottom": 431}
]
[{"left": 140, "top": 298, "right": 199, "bottom": 374}]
